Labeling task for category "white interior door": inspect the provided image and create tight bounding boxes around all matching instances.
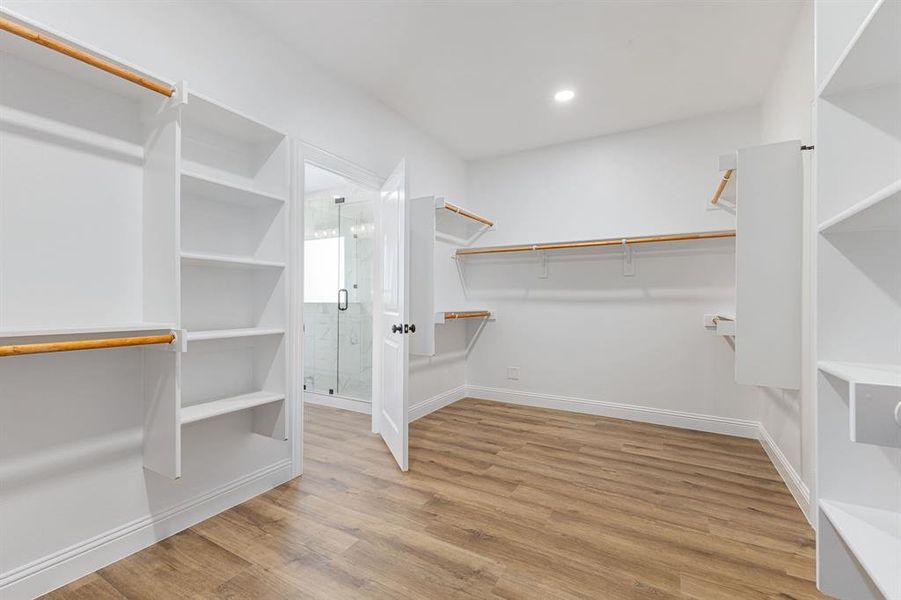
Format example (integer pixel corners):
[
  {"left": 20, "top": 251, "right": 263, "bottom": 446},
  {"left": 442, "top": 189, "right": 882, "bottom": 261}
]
[{"left": 375, "top": 160, "right": 409, "bottom": 470}]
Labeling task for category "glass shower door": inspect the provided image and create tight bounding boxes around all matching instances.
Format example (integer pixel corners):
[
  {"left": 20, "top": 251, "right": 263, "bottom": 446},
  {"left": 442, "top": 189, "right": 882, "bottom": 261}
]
[{"left": 303, "top": 194, "right": 373, "bottom": 401}]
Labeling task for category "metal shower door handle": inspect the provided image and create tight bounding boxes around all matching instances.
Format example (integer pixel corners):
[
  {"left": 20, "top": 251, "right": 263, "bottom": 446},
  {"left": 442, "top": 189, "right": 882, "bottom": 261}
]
[{"left": 338, "top": 288, "right": 348, "bottom": 311}]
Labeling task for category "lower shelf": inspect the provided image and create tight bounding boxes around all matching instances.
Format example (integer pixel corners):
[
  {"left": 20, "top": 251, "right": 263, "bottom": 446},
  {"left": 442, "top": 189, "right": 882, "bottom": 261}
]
[
  {"left": 182, "top": 390, "right": 285, "bottom": 425},
  {"left": 185, "top": 327, "right": 285, "bottom": 342},
  {"left": 819, "top": 499, "right": 901, "bottom": 599}
]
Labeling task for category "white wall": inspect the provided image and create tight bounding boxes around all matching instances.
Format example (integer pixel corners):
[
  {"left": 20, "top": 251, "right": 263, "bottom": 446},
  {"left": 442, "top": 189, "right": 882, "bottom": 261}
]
[
  {"left": 758, "top": 0, "right": 815, "bottom": 519},
  {"left": 0, "top": 1, "right": 467, "bottom": 595},
  {"left": 464, "top": 108, "right": 762, "bottom": 431}
]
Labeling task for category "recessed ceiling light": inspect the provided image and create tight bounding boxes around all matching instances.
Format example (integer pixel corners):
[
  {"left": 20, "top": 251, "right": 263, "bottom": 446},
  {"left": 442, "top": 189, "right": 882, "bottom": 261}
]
[{"left": 554, "top": 89, "right": 575, "bottom": 103}]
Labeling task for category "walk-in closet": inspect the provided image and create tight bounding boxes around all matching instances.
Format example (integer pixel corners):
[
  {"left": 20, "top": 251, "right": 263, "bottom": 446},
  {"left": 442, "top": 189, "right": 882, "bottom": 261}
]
[{"left": 0, "top": 2, "right": 897, "bottom": 599}]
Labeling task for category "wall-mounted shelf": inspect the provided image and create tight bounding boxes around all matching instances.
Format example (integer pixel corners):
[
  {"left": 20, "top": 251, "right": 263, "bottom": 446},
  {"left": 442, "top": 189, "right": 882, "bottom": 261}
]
[
  {"left": 819, "top": 500, "right": 901, "bottom": 600},
  {"left": 818, "top": 179, "right": 901, "bottom": 234},
  {"left": 180, "top": 251, "right": 286, "bottom": 270},
  {"left": 181, "top": 390, "right": 285, "bottom": 425},
  {"left": 817, "top": 0, "right": 901, "bottom": 98},
  {"left": 0, "top": 323, "right": 175, "bottom": 340},
  {"left": 703, "top": 314, "right": 735, "bottom": 337},
  {"left": 455, "top": 230, "right": 735, "bottom": 257},
  {"left": 435, "top": 198, "right": 494, "bottom": 246},
  {"left": 435, "top": 310, "right": 492, "bottom": 324}
]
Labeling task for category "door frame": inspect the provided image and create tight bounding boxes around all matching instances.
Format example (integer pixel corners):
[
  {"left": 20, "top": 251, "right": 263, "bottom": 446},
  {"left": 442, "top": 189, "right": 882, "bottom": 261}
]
[{"left": 294, "top": 142, "right": 384, "bottom": 478}]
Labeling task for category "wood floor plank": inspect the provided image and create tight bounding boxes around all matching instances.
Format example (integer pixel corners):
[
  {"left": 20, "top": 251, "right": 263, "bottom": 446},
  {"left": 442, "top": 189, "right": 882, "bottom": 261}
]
[{"left": 44, "top": 398, "right": 825, "bottom": 599}]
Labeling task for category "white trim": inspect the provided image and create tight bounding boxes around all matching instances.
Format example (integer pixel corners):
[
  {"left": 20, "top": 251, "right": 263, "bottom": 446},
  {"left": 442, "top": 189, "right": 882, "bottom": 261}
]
[
  {"left": 758, "top": 423, "right": 813, "bottom": 526},
  {"left": 466, "top": 386, "right": 760, "bottom": 438},
  {"left": 304, "top": 391, "right": 371, "bottom": 414},
  {"left": 410, "top": 385, "right": 468, "bottom": 421},
  {"left": 0, "top": 460, "right": 292, "bottom": 600}
]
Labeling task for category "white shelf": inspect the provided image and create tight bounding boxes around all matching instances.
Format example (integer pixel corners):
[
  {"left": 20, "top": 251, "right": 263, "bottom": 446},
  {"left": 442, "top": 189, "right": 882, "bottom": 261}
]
[
  {"left": 819, "top": 179, "right": 901, "bottom": 233},
  {"left": 818, "top": 361, "right": 901, "bottom": 388},
  {"left": 181, "top": 391, "right": 284, "bottom": 425},
  {"left": 181, "top": 251, "right": 286, "bottom": 270},
  {"left": 185, "top": 327, "right": 285, "bottom": 342},
  {"left": 434, "top": 310, "right": 493, "bottom": 324},
  {"left": 0, "top": 322, "right": 174, "bottom": 340},
  {"left": 818, "top": 0, "right": 901, "bottom": 98},
  {"left": 181, "top": 170, "right": 286, "bottom": 206},
  {"left": 820, "top": 499, "right": 901, "bottom": 599},
  {"left": 182, "top": 92, "right": 285, "bottom": 148}
]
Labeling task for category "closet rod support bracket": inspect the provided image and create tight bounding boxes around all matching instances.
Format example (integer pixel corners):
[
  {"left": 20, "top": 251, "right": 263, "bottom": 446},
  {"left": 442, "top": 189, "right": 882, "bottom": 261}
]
[{"left": 622, "top": 239, "right": 635, "bottom": 277}]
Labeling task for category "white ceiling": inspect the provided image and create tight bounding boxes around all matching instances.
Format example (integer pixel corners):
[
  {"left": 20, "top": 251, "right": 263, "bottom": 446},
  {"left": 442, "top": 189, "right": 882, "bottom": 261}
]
[{"left": 235, "top": 1, "right": 803, "bottom": 160}]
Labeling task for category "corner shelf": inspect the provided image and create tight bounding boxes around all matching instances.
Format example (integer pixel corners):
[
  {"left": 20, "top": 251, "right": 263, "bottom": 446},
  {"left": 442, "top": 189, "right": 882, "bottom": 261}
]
[
  {"left": 819, "top": 500, "right": 901, "bottom": 600},
  {"left": 185, "top": 327, "right": 285, "bottom": 343},
  {"left": 819, "top": 179, "right": 901, "bottom": 234},
  {"left": 181, "top": 169, "right": 286, "bottom": 206},
  {"left": 818, "top": 0, "right": 901, "bottom": 98},
  {"left": 180, "top": 251, "right": 286, "bottom": 270},
  {"left": 181, "top": 390, "right": 285, "bottom": 425}
]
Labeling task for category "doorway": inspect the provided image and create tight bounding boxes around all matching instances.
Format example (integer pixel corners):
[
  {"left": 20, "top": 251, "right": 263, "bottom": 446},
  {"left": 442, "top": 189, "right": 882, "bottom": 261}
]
[{"left": 302, "top": 163, "right": 377, "bottom": 413}]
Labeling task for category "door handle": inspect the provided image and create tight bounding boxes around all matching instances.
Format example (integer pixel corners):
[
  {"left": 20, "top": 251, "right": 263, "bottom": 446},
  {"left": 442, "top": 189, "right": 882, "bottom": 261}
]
[
  {"left": 338, "top": 288, "right": 348, "bottom": 311},
  {"left": 404, "top": 324, "right": 416, "bottom": 334},
  {"left": 392, "top": 324, "right": 403, "bottom": 334}
]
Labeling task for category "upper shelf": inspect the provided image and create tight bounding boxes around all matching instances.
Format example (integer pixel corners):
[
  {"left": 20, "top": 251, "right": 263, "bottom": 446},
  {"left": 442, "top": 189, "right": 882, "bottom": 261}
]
[
  {"left": 181, "top": 251, "right": 286, "bottom": 271},
  {"left": 0, "top": 9, "right": 174, "bottom": 101},
  {"left": 0, "top": 322, "right": 175, "bottom": 341},
  {"left": 435, "top": 198, "right": 494, "bottom": 245},
  {"left": 818, "top": 179, "right": 901, "bottom": 234},
  {"left": 818, "top": 0, "right": 901, "bottom": 98},
  {"left": 819, "top": 361, "right": 901, "bottom": 388},
  {"left": 435, "top": 311, "right": 492, "bottom": 324},
  {"left": 456, "top": 230, "right": 736, "bottom": 257}
]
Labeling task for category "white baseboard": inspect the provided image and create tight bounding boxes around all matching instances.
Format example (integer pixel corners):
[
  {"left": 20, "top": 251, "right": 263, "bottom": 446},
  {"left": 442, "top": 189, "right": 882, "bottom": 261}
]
[
  {"left": 466, "top": 385, "right": 760, "bottom": 439},
  {"left": 757, "top": 423, "right": 812, "bottom": 525},
  {"left": 304, "top": 392, "right": 371, "bottom": 414},
  {"left": 410, "top": 385, "right": 468, "bottom": 421},
  {"left": 0, "top": 459, "right": 293, "bottom": 600}
]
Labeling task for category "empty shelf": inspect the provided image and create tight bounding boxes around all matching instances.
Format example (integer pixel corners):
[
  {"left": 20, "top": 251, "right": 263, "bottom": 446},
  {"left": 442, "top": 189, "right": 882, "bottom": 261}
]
[
  {"left": 437, "top": 311, "right": 492, "bottom": 323},
  {"left": 181, "top": 170, "right": 286, "bottom": 205},
  {"left": 818, "top": 0, "right": 901, "bottom": 98},
  {"left": 185, "top": 327, "right": 285, "bottom": 342},
  {"left": 435, "top": 199, "right": 494, "bottom": 227},
  {"left": 818, "top": 361, "right": 901, "bottom": 387},
  {"left": 182, "top": 390, "right": 284, "bottom": 425},
  {"left": 818, "top": 179, "right": 901, "bottom": 233},
  {"left": 181, "top": 251, "right": 286, "bottom": 270},
  {"left": 0, "top": 322, "right": 174, "bottom": 340},
  {"left": 820, "top": 499, "right": 901, "bottom": 599}
]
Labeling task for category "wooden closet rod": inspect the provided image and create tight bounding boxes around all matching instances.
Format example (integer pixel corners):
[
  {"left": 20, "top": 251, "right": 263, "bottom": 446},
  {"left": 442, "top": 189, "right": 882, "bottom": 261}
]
[
  {"left": 0, "top": 17, "right": 174, "bottom": 97},
  {"left": 456, "top": 230, "right": 736, "bottom": 256},
  {"left": 444, "top": 311, "right": 491, "bottom": 320},
  {"left": 710, "top": 169, "right": 734, "bottom": 205},
  {"left": 443, "top": 202, "right": 494, "bottom": 227},
  {"left": 0, "top": 333, "right": 175, "bottom": 357}
]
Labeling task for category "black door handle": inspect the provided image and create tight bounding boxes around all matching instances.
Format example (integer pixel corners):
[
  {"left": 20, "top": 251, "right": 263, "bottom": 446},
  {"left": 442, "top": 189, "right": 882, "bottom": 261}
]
[
  {"left": 338, "top": 288, "right": 348, "bottom": 311},
  {"left": 392, "top": 324, "right": 403, "bottom": 333},
  {"left": 405, "top": 324, "right": 416, "bottom": 334}
]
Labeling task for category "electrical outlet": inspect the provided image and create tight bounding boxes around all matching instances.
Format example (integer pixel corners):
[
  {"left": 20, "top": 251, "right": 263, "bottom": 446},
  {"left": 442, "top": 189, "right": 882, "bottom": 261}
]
[{"left": 506, "top": 367, "right": 520, "bottom": 380}]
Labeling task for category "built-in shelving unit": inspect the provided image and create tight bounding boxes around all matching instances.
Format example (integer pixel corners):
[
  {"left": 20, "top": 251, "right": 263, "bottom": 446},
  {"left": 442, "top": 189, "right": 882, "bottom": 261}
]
[
  {"left": 176, "top": 89, "right": 291, "bottom": 461},
  {"left": 411, "top": 196, "right": 498, "bottom": 357},
  {"left": 815, "top": 1, "right": 901, "bottom": 596}
]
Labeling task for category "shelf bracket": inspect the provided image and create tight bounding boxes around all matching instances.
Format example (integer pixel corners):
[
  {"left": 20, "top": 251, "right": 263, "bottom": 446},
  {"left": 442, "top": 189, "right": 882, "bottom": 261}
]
[
  {"left": 537, "top": 248, "right": 548, "bottom": 279},
  {"left": 622, "top": 240, "right": 635, "bottom": 277}
]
